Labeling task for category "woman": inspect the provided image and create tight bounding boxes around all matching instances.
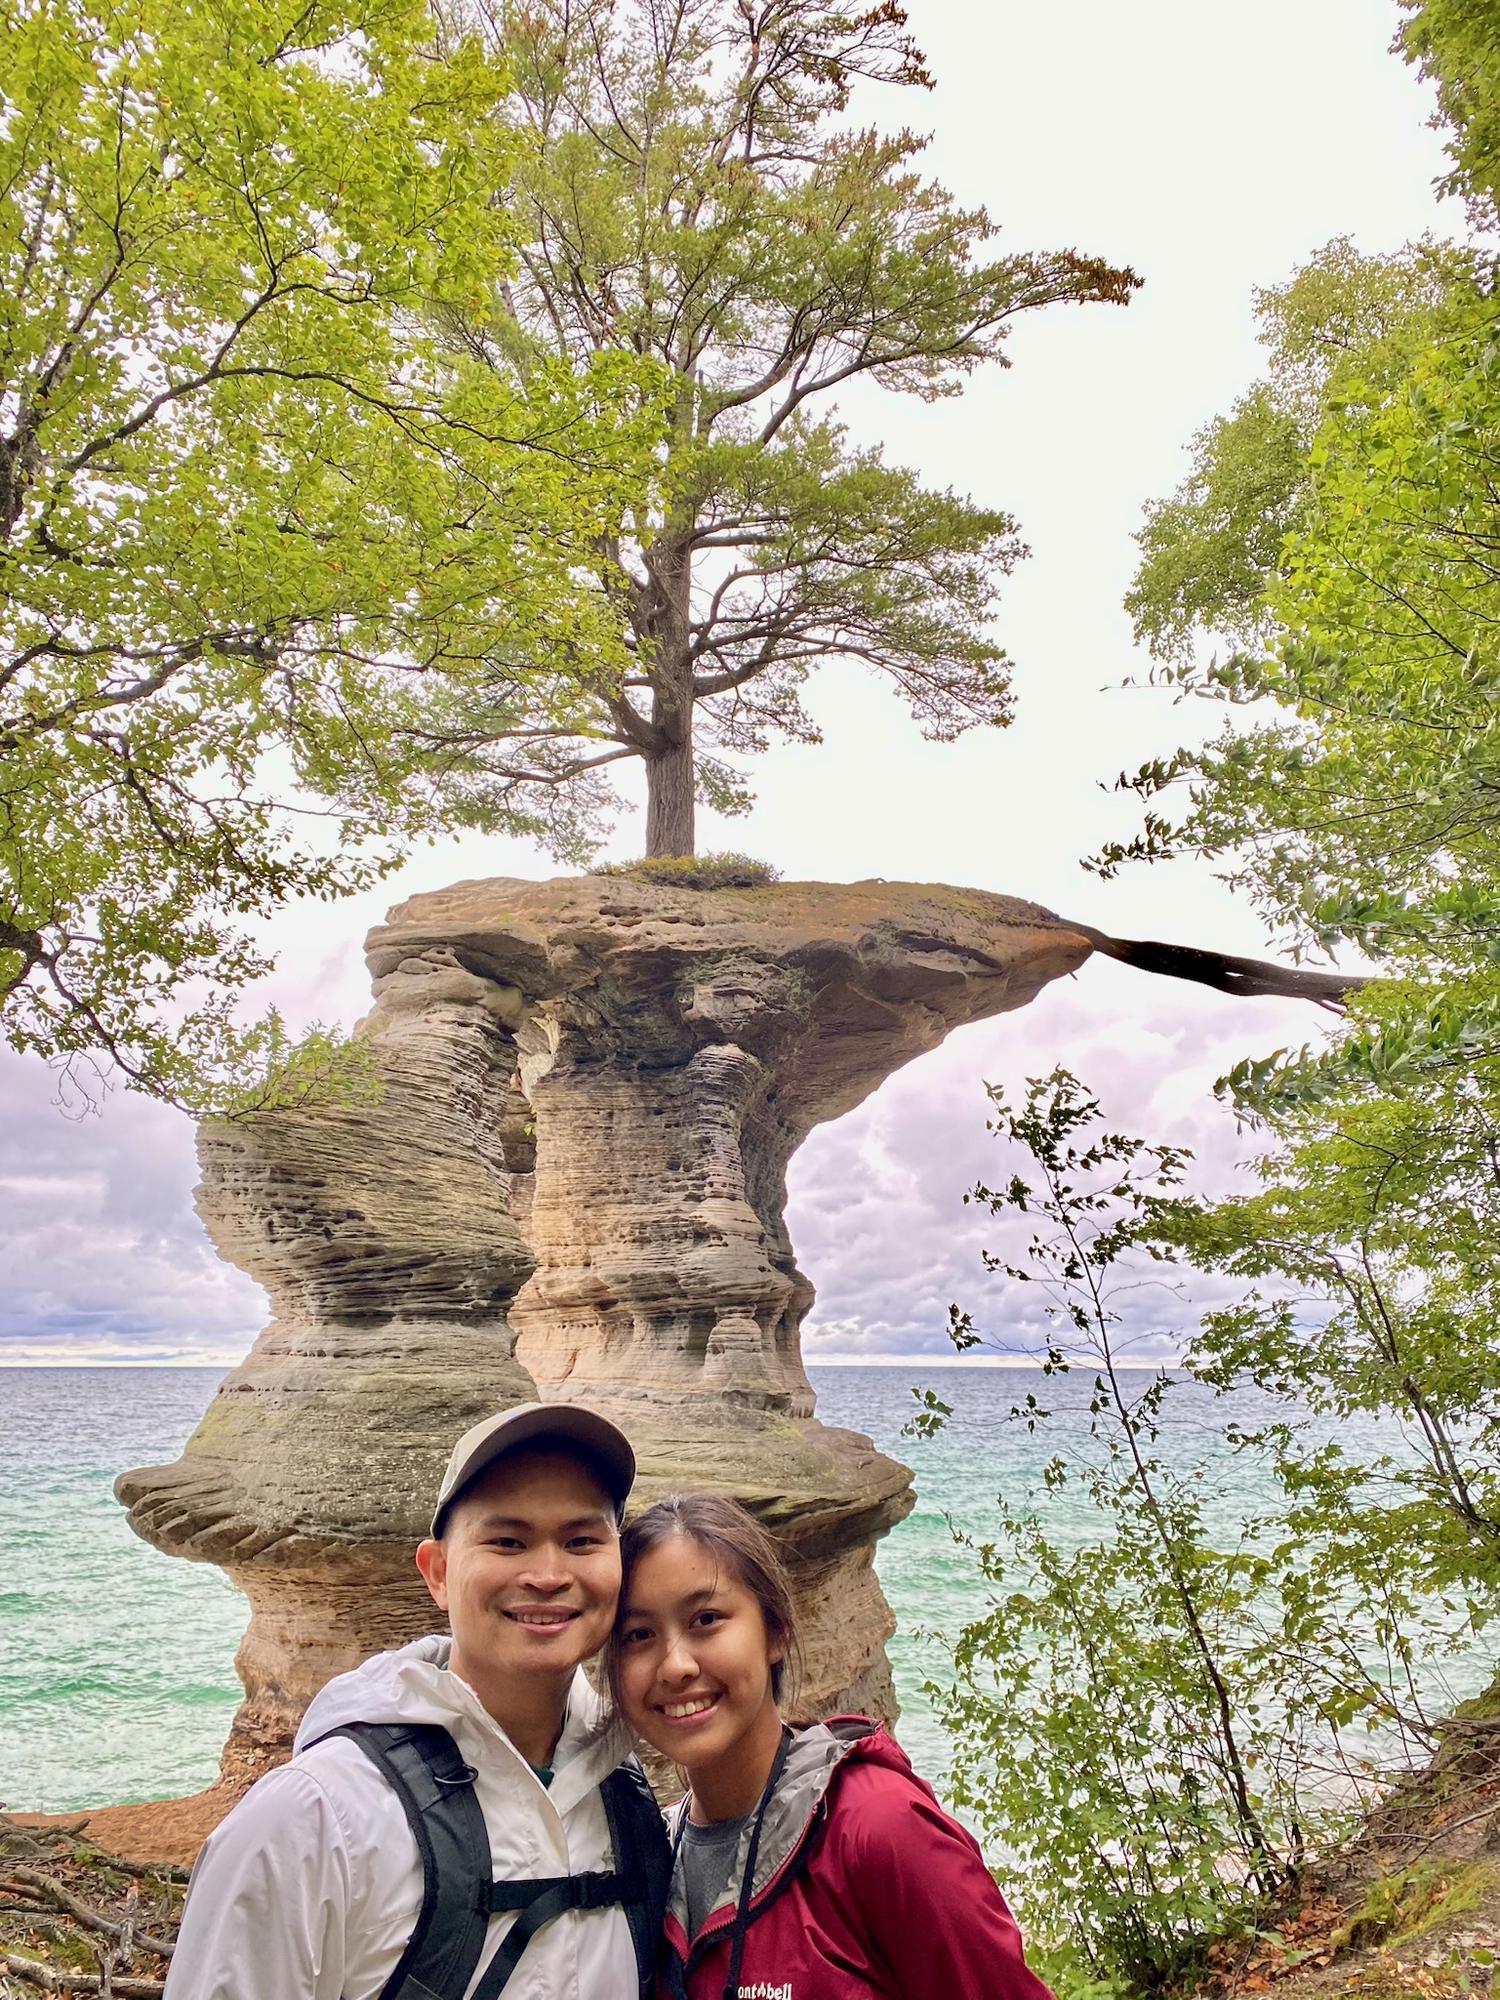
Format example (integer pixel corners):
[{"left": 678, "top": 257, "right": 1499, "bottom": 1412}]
[{"left": 611, "top": 1492, "right": 1054, "bottom": 2000}]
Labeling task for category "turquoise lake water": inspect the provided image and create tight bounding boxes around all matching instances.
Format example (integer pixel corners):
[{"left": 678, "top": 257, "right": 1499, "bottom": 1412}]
[{"left": 0, "top": 1364, "right": 1479, "bottom": 1812}]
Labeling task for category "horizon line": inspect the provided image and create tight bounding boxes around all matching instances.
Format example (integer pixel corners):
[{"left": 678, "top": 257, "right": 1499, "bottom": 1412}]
[{"left": 0, "top": 1351, "right": 1184, "bottom": 1371}]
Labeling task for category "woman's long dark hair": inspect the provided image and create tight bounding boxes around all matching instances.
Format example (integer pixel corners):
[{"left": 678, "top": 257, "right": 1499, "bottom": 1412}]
[{"left": 610, "top": 1493, "right": 803, "bottom": 1705}]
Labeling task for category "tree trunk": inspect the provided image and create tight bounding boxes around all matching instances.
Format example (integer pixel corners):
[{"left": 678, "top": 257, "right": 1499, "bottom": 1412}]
[
  {"left": 645, "top": 733, "right": 695, "bottom": 856},
  {"left": 643, "top": 541, "right": 696, "bottom": 855}
]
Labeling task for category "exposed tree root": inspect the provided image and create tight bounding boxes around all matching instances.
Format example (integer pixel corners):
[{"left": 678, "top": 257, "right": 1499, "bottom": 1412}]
[{"left": 1050, "top": 914, "right": 1367, "bottom": 1011}]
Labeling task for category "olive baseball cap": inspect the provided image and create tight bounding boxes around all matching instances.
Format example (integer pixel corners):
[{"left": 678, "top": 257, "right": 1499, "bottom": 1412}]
[{"left": 430, "top": 1403, "right": 636, "bottom": 1537}]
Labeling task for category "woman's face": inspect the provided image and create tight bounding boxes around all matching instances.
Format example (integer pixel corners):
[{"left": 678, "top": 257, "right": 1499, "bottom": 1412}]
[{"left": 615, "top": 1532, "right": 784, "bottom": 1777}]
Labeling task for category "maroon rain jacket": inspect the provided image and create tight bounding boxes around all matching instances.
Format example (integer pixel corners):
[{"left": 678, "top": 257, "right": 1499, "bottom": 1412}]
[{"left": 659, "top": 1716, "right": 1053, "bottom": 2000}]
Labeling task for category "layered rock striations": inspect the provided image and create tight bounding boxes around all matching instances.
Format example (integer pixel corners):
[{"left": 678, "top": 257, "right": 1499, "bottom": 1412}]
[
  {"left": 115, "top": 974, "right": 541, "bottom": 1781},
  {"left": 119, "top": 876, "right": 1092, "bottom": 1780}
]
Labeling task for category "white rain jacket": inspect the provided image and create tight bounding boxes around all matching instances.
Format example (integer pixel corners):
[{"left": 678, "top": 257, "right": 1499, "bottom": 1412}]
[{"left": 165, "top": 1636, "right": 642, "bottom": 2000}]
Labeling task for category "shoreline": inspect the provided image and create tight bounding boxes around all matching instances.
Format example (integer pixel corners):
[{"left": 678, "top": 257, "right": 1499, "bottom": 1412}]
[{"left": 14, "top": 1785, "right": 238, "bottom": 1868}]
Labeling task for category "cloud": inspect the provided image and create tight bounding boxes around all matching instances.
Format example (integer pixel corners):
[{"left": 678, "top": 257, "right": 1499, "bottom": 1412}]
[
  {"left": 0, "top": 1055, "right": 264, "bottom": 1363},
  {"left": 0, "top": 950, "right": 1325, "bottom": 1369},
  {"left": 792, "top": 961, "right": 1317, "bottom": 1364}
]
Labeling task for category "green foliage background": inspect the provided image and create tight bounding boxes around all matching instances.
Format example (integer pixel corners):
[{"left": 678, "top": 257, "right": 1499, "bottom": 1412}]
[
  {"left": 931, "top": 5, "right": 1500, "bottom": 1994},
  {"left": 1, "top": 0, "right": 662, "bottom": 1108}
]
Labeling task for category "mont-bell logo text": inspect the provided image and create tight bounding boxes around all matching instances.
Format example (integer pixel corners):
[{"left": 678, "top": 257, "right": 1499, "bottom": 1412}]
[{"left": 737, "top": 1985, "right": 792, "bottom": 1999}]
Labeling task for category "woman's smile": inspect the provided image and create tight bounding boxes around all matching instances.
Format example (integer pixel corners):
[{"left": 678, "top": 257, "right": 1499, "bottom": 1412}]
[{"left": 657, "top": 1691, "right": 723, "bottom": 1723}]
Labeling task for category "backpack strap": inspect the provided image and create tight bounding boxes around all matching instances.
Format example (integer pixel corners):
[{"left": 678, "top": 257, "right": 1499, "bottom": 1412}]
[
  {"left": 601, "top": 1761, "right": 672, "bottom": 1997},
  {"left": 472, "top": 1868, "right": 629, "bottom": 2000},
  {"left": 472, "top": 1760, "right": 669, "bottom": 2000},
  {"left": 308, "top": 1725, "right": 669, "bottom": 2000},
  {"left": 312, "top": 1722, "right": 492, "bottom": 2000}
]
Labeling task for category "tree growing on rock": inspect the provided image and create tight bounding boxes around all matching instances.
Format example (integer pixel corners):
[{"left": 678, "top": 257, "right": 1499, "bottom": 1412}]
[{"left": 433, "top": 0, "right": 1139, "bottom": 857}]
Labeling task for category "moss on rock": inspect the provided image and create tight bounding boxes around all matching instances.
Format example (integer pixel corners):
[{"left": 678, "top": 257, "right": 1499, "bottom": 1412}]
[
  {"left": 1334, "top": 1859, "right": 1497, "bottom": 1951},
  {"left": 591, "top": 852, "right": 780, "bottom": 889}
]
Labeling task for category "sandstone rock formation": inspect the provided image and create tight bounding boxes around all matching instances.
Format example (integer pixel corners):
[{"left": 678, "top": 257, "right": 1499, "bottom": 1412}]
[
  {"left": 119, "top": 875, "right": 1092, "bottom": 1781},
  {"left": 115, "top": 974, "right": 541, "bottom": 1780}
]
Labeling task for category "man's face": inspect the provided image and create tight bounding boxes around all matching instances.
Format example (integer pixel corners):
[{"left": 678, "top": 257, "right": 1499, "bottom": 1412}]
[{"left": 416, "top": 1450, "right": 621, "bottom": 1690}]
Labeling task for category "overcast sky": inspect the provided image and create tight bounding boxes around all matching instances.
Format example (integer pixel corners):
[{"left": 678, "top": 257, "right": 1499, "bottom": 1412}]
[{"left": 1, "top": 0, "right": 1458, "bottom": 1367}]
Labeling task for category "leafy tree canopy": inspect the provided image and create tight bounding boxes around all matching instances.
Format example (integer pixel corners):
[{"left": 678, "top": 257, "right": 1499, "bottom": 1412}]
[
  {"left": 1111, "top": 217, "right": 1500, "bottom": 1398},
  {"left": 1126, "top": 237, "right": 1459, "bottom": 668},
  {"left": 1115, "top": 0, "right": 1500, "bottom": 974},
  {"left": 1112, "top": 238, "right": 1498, "bottom": 979},
  {"left": 429, "top": 0, "right": 1139, "bottom": 855},
  {"left": 1, "top": 0, "right": 662, "bottom": 1110},
  {"left": 1399, "top": 0, "right": 1500, "bottom": 225}
]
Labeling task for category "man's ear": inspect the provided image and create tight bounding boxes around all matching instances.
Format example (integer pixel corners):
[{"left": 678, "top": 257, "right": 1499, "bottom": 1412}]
[{"left": 415, "top": 1537, "right": 449, "bottom": 1609}]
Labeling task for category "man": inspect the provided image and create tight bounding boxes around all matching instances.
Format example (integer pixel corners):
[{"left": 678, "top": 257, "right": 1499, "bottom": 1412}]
[{"left": 166, "top": 1404, "right": 659, "bottom": 2000}]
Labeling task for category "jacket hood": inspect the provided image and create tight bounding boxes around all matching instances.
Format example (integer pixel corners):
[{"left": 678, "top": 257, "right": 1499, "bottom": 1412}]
[
  {"left": 668, "top": 1714, "right": 909, "bottom": 1935},
  {"left": 294, "top": 1635, "right": 632, "bottom": 1809},
  {"left": 297, "top": 1635, "right": 473, "bottom": 1743}
]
